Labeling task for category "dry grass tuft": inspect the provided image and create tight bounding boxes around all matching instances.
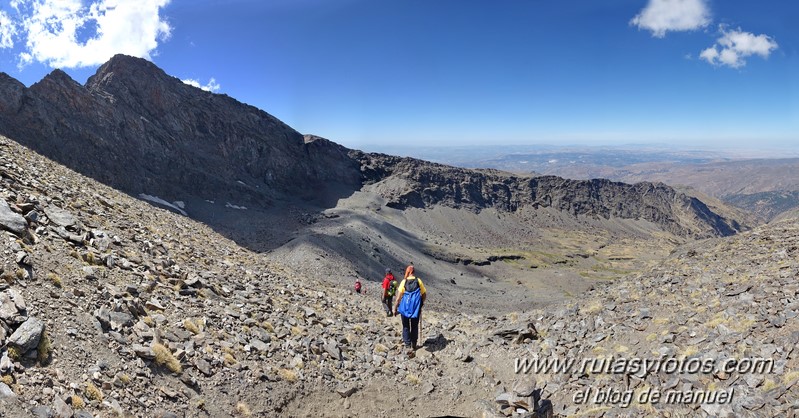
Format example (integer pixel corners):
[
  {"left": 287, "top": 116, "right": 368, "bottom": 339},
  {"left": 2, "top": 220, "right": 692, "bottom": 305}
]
[
  {"left": 85, "top": 382, "right": 103, "bottom": 402},
  {"left": 6, "top": 346, "right": 21, "bottom": 361},
  {"left": 223, "top": 352, "right": 237, "bottom": 366},
  {"left": 83, "top": 252, "right": 96, "bottom": 265},
  {"left": 235, "top": 402, "right": 252, "bottom": 416},
  {"left": 152, "top": 343, "right": 182, "bottom": 373},
  {"left": 47, "top": 272, "right": 63, "bottom": 288},
  {"left": 278, "top": 368, "right": 297, "bottom": 382},
  {"left": 183, "top": 318, "right": 200, "bottom": 335},
  {"left": 37, "top": 329, "right": 53, "bottom": 365},
  {"left": 70, "top": 395, "right": 86, "bottom": 409}
]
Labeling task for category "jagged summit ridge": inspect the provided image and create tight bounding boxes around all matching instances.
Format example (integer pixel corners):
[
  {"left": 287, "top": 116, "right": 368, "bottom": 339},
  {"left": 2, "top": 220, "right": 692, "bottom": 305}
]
[{"left": 0, "top": 55, "right": 361, "bottom": 208}]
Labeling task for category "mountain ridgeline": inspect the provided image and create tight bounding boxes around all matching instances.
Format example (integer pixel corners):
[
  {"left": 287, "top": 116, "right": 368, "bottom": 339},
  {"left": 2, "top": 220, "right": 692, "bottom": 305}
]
[
  {"left": 0, "top": 56, "right": 360, "bottom": 207},
  {"left": 0, "top": 55, "right": 743, "bottom": 243},
  {"left": 354, "top": 152, "right": 742, "bottom": 238}
]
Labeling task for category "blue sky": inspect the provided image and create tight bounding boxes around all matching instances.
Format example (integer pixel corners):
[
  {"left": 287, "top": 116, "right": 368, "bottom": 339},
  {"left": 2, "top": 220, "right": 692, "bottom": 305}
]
[{"left": 0, "top": 0, "right": 796, "bottom": 150}]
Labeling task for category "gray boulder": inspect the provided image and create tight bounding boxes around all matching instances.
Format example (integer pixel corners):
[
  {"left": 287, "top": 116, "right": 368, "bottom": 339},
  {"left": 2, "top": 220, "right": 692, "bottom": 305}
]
[
  {"left": 0, "top": 199, "right": 27, "bottom": 235},
  {"left": 44, "top": 205, "right": 76, "bottom": 228},
  {"left": 8, "top": 316, "right": 44, "bottom": 353},
  {"left": 0, "top": 382, "right": 15, "bottom": 398}
]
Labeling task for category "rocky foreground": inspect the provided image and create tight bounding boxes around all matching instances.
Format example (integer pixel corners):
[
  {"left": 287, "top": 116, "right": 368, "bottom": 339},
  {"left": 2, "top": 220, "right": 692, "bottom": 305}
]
[
  {"left": 477, "top": 219, "right": 799, "bottom": 417},
  {"left": 0, "top": 135, "right": 550, "bottom": 417},
  {"left": 0, "top": 130, "right": 796, "bottom": 417}
]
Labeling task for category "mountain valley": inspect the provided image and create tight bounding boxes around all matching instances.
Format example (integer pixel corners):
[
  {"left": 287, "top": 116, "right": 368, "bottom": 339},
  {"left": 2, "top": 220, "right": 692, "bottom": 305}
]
[{"left": 0, "top": 56, "right": 793, "bottom": 417}]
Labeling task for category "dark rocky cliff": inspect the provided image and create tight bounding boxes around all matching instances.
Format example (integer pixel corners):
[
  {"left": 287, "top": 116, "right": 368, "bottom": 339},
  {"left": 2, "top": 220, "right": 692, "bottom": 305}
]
[
  {"left": 352, "top": 152, "right": 742, "bottom": 238},
  {"left": 0, "top": 55, "right": 361, "bottom": 206}
]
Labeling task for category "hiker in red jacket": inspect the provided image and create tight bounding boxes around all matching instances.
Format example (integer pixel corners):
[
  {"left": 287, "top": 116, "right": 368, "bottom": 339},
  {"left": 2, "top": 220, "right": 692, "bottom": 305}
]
[{"left": 381, "top": 268, "right": 398, "bottom": 316}]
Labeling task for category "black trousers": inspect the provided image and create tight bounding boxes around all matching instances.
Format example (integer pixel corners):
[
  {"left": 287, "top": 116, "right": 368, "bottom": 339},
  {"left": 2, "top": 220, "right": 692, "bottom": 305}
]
[
  {"left": 382, "top": 295, "right": 393, "bottom": 314},
  {"left": 401, "top": 314, "right": 420, "bottom": 348}
]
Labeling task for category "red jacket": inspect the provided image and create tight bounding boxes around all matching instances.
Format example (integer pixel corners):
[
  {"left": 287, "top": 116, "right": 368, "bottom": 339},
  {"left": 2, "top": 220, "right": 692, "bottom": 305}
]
[{"left": 382, "top": 273, "right": 395, "bottom": 294}]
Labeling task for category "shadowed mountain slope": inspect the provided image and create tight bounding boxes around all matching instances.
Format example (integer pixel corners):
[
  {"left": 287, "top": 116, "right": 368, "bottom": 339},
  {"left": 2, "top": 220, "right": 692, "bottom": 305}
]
[{"left": 0, "top": 56, "right": 361, "bottom": 209}]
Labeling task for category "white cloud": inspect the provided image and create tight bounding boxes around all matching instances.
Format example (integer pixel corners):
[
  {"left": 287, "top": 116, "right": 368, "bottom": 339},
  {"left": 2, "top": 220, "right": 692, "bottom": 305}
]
[
  {"left": 181, "top": 78, "right": 221, "bottom": 92},
  {"left": 0, "top": 10, "right": 16, "bottom": 48},
  {"left": 699, "top": 46, "right": 718, "bottom": 62},
  {"left": 631, "top": 0, "right": 711, "bottom": 38},
  {"left": 700, "top": 27, "right": 778, "bottom": 68},
  {"left": 1, "top": 0, "right": 171, "bottom": 68}
]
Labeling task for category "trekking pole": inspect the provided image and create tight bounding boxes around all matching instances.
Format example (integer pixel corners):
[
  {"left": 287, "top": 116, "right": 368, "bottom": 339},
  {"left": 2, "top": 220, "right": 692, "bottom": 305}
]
[{"left": 418, "top": 306, "right": 423, "bottom": 348}]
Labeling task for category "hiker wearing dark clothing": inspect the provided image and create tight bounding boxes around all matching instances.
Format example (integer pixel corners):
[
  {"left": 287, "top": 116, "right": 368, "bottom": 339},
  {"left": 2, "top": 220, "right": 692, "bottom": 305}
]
[
  {"left": 381, "top": 269, "right": 397, "bottom": 316},
  {"left": 393, "top": 272, "right": 427, "bottom": 351}
]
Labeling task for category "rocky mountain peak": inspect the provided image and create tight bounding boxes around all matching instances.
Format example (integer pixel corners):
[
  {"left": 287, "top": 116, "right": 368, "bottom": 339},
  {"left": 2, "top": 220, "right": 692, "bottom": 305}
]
[
  {"left": 0, "top": 56, "right": 362, "bottom": 214},
  {"left": 29, "top": 69, "right": 94, "bottom": 113},
  {"left": 36, "top": 68, "right": 79, "bottom": 86},
  {"left": 85, "top": 54, "right": 180, "bottom": 101}
]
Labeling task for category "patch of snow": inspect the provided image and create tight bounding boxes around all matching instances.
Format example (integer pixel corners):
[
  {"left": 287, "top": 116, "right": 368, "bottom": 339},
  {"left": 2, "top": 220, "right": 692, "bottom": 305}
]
[
  {"left": 138, "top": 194, "right": 188, "bottom": 216},
  {"left": 225, "top": 202, "right": 247, "bottom": 210},
  {"left": 173, "top": 201, "right": 185, "bottom": 209},
  {"left": 205, "top": 200, "right": 215, "bottom": 204},
  {"left": 548, "top": 159, "right": 558, "bottom": 164},
  {"left": 236, "top": 180, "right": 247, "bottom": 186}
]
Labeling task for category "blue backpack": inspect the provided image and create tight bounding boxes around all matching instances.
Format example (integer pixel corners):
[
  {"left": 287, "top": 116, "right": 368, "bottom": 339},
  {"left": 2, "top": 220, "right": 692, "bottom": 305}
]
[{"left": 398, "top": 277, "right": 422, "bottom": 318}]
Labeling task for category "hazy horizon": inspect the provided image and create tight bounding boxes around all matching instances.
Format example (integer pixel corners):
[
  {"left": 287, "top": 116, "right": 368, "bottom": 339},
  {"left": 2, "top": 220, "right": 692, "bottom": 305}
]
[{"left": 360, "top": 141, "right": 799, "bottom": 161}]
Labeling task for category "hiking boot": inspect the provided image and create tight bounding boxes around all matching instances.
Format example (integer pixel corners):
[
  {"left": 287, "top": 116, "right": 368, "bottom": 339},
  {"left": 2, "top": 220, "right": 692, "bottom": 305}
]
[{"left": 406, "top": 348, "right": 415, "bottom": 358}]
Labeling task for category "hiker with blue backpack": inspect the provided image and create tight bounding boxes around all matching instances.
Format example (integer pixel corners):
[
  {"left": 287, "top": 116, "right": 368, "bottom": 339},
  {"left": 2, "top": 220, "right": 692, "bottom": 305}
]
[{"left": 393, "top": 265, "right": 426, "bottom": 354}]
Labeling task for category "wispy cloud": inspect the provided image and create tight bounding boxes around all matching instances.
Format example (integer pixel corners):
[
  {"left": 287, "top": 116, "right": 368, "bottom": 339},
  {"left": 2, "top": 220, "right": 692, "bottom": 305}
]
[
  {"left": 700, "top": 27, "right": 778, "bottom": 68},
  {"left": 630, "top": 0, "right": 711, "bottom": 38},
  {"left": 0, "top": 10, "right": 16, "bottom": 48},
  {"left": 1, "top": 0, "right": 171, "bottom": 69},
  {"left": 182, "top": 78, "right": 221, "bottom": 92}
]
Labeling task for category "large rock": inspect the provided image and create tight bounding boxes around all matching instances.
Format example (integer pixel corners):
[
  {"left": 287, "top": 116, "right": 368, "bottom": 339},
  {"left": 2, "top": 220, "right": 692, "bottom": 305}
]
[
  {"left": 8, "top": 316, "right": 44, "bottom": 353},
  {"left": 44, "top": 205, "right": 77, "bottom": 228},
  {"left": 0, "top": 291, "right": 25, "bottom": 324},
  {"left": 52, "top": 396, "right": 73, "bottom": 418},
  {"left": 0, "top": 199, "right": 27, "bottom": 235},
  {"left": 0, "top": 382, "right": 15, "bottom": 398},
  {"left": 95, "top": 307, "right": 133, "bottom": 332},
  {"left": 0, "top": 351, "right": 13, "bottom": 373}
]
